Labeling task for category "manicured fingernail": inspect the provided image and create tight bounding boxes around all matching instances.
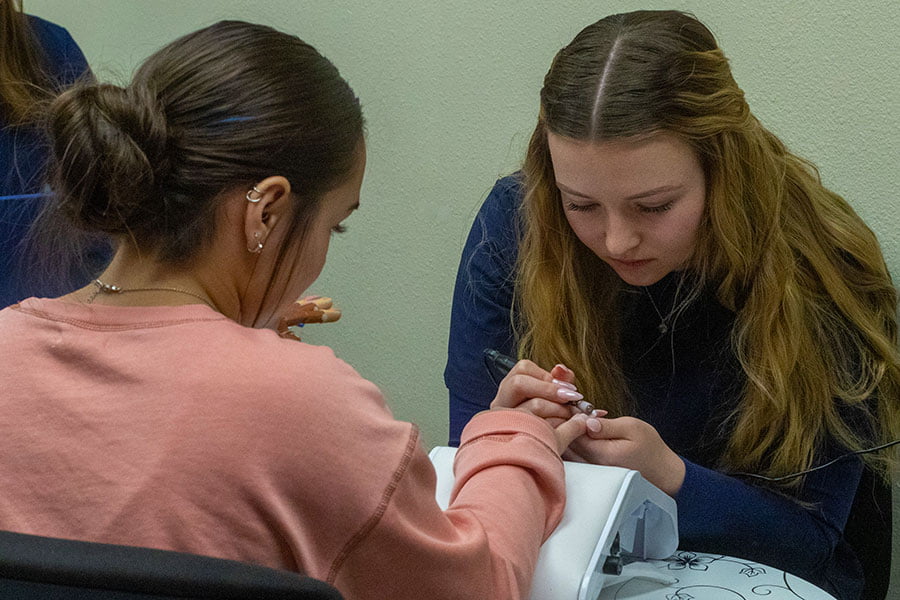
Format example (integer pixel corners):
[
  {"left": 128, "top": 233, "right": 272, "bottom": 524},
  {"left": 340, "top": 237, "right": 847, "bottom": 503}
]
[
  {"left": 586, "top": 418, "right": 602, "bottom": 433},
  {"left": 592, "top": 409, "right": 608, "bottom": 418},
  {"left": 552, "top": 378, "right": 577, "bottom": 390},
  {"left": 573, "top": 400, "right": 595, "bottom": 414},
  {"left": 557, "top": 389, "right": 584, "bottom": 401}
]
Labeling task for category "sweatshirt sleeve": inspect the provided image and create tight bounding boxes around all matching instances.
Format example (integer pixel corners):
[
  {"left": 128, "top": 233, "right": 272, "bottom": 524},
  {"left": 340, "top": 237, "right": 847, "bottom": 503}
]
[
  {"left": 331, "top": 409, "right": 565, "bottom": 600},
  {"left": 445, "top": 175, "right": 524, "bottom": 446},
  {"left": 675, "top": 444, "right": 862, "bottom": 590}
]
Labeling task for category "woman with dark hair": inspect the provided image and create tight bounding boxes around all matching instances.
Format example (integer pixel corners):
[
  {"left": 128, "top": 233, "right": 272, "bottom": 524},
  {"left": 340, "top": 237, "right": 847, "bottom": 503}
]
[
  {"left": 0, "top": 20, "right": 599, "bottom": 600},
  {"left": 446, "top": 10, "right": 899, "bottom": 599},
  {"left": 0, "top": 0, "right": 107, "bottom": 306}
]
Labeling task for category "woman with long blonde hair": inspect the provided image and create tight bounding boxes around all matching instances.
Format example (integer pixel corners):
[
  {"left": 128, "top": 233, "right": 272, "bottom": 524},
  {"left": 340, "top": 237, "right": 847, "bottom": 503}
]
[{"left": 446, "top": 10, "right": 899, "bottom": 600}]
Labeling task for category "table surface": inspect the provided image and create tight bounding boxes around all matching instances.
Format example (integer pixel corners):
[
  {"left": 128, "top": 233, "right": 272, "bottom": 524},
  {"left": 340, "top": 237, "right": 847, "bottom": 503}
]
[{"left": 597, "top": 551, "right": 836, "bottom": 600}]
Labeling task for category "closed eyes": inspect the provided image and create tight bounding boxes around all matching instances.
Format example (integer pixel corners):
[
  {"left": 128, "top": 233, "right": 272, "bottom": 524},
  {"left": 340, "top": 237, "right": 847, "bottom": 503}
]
[
  {"left": 639, "top": 201, "right": 674, "bottom": 214},
  {"left": 564, "top": 200, "right": 675, "bottom": 214},
  {"left": 565, "top": 202, "right": 596, "bottom": 212}
]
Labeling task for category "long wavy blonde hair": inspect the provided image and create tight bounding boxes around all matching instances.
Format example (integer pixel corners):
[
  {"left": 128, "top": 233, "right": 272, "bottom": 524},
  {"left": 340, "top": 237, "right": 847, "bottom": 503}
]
[
  {"left": 0, "top": 0, "right": 55, "bottom": 124},
  {"left": 517, "top": 10, "right": 900, "bottom": 483}
]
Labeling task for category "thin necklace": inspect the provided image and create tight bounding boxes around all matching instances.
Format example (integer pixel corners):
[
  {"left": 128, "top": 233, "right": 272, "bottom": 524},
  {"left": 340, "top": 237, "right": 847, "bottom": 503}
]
[
  {"left": 644, "top": 286, "right": 675, "bottom": 334},
  {"left": 87, "top": 279, "right": 217, "bottom": 311}
]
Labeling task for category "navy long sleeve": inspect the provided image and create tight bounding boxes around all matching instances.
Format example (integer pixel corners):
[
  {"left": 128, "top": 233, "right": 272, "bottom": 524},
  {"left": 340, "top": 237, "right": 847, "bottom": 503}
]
[
  {"left": 445, "top": 175, "right": 864, "bottom": 599},
  {"left": 1, "top": 16, "right": 109, "bottom": 307}
]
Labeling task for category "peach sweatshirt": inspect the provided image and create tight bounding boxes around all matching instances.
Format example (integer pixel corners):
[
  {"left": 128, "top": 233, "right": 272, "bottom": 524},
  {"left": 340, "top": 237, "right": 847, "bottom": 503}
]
[{"left": 0, "top": 298, "right": 565, "bottom": 599}]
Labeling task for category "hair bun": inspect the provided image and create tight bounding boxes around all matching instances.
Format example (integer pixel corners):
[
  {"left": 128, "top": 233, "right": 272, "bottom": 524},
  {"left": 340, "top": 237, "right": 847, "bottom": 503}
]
[{"left": 48, "top": 83, "right": 170, "bottom": 235}]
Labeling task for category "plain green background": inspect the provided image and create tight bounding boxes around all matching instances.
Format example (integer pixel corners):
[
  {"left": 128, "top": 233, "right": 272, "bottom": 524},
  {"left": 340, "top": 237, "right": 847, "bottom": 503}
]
[{"left": 27, "top": 0, "right": 899, "bottom": 592}]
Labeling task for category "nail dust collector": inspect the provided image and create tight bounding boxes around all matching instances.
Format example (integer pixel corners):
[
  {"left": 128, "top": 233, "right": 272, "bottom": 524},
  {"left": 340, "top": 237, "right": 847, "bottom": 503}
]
[{"left": 428, "top": 446, "right": 679, "bottom": 600}]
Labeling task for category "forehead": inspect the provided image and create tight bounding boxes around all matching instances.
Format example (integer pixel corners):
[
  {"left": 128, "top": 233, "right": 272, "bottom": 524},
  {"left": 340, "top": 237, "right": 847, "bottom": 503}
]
[{"left": 547, "top": 132, "right": 702, "bottom": 194}]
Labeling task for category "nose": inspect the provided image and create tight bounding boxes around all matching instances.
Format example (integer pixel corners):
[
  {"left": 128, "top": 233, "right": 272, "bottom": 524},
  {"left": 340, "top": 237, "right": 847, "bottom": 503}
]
[{"left": 603, "top": 213, "right": 640, "bottom": 257}]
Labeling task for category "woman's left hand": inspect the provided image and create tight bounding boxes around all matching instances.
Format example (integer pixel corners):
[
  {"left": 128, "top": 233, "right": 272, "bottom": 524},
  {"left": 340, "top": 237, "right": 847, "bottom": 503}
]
[
  {"left": 490, "top": 360, "right": 605, "bottom": 425},
  {"left": 277, "top": 296, "right": 342, "bottom": 339},
  {"left": 565, "top": 416, "right": 686, "bottom": 497}
]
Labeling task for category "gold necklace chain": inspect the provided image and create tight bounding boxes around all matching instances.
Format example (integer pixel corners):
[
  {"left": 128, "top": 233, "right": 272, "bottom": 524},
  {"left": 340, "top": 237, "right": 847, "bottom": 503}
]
[{"left": 88, "top": 279, "right": 217, "bottom": 311}]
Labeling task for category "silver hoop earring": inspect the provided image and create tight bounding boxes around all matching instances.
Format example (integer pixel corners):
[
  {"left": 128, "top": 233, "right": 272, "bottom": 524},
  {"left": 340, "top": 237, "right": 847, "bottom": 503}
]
[{"left": 246, "top": 185, "right": 263, "bottom": 203}]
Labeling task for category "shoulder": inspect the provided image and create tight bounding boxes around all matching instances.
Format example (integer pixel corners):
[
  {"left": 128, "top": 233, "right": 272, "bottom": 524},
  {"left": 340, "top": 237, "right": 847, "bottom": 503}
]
[
  {"left": 164, "top": 319, "right": 411, "bottom": 461},
  {"left": 25, "top": 14, "right": 90, "bottom": 85},
  {"left": 465, "top": 173, "right": 525, "bottom": 255},
  {"left": 206, "top": 323, "right": 385, "bottom": 405},
  {"left": 480, "top": 173, "right": 524, "bottom": 222}
]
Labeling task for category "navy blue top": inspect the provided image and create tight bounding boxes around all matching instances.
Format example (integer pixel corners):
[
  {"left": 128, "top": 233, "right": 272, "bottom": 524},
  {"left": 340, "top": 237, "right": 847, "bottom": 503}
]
[
  {"left": 1, "top": 15, "right": 105, "bottom": 308},
  {"left": 445, "top": 174, "right": 864, "bottom": 599}
]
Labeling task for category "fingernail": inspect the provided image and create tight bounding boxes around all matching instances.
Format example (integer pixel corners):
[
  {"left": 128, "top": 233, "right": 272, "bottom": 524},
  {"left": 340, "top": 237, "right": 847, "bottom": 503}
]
[
  {"left": 592, "top": 409, "right": 608, "bottom": 418},
  {"left": 552, "top": 378, "right": 577, "bottom": 391},
  {"left": 574, "top": 400, "right": 595, "bottom": 414},
  {"left": 557, "top": 389, "right": 584, "bottom": 401},
  {"left": 586, "top": 418, "right": 602, "bottom": 433},
  {"left": 555, "top": 364, "right": 574, "bottom": 375}
]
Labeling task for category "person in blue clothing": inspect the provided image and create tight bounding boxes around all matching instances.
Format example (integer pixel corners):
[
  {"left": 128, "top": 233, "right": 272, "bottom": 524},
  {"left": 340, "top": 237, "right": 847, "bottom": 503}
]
[
  {"left": 0, "top": 1, "right": 108, "bottom": 307},
  {"left": 445, "top": 10, "right": 899, "bottom": 600}
]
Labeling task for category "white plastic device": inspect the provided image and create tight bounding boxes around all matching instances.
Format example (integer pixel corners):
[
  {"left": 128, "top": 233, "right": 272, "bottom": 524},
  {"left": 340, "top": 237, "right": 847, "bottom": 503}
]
[{"left": 428, "top": 446, "right": 679, "bottom": 600}]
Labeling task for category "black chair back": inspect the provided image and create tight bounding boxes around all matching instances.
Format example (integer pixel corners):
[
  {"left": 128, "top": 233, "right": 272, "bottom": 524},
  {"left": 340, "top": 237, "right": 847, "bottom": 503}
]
[
  {"left": 843, "top": 467, "right": 892, "bottom": 600},
  {"left": 0, "top": 530, "right": 344, "bottom": 599}
]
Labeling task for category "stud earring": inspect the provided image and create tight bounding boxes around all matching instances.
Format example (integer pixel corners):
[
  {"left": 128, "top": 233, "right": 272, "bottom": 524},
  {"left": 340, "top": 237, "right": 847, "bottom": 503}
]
[{"left": 246, "top": 185, "right": 263, "bottom": 203}]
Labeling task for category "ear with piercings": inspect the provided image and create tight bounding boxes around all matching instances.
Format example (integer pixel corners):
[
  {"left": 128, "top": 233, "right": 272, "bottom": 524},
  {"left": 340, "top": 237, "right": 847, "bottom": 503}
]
[
  {"left": 243, "top": 176, "right": 291, "bottom": 256},
  {"left": 246, "top": 185, "right": 265, "bottom": 252}
]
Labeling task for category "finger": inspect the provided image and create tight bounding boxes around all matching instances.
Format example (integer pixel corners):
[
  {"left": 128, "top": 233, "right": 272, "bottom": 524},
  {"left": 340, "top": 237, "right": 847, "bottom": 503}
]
[
  {"left": 281, "top": 305, "right": 342, "bottom": 326},
  {"left": 553, "top": 413, "right": 589, "bottom": 453},
  {"left": 544, "top": 416, "right": 568, "bottom": 429},
  {"left": 308, "top": 296, "right": 331, "bottom": 309},
  {"left": 278, "top": 327, "right": 301, "bottom": 341},
  {"left": 507, "top": 398, "right": 572, "bottom": 421},
  {"left": 494, "top": 372, "right": 586, "bottom": 409},
  {"left": 584, "top": 416, "right": 633, "bottom": 440},
  {"left": 280, "top": 301, "right": 318, "bottom": 323},
  {"left": 549, "top": 363, "right": 577, "bottom": 387},
  {"left": 505, "top": 359, "right": 555, "bottom": 382},
  {"left": 317, "top": 307, "right": 342, "bottom": 323}
]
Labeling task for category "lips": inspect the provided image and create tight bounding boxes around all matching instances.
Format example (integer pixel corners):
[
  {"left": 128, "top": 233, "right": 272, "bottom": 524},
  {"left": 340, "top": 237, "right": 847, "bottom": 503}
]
[{"left": 610, "top": 258, "right": 654, "bottom": 268}]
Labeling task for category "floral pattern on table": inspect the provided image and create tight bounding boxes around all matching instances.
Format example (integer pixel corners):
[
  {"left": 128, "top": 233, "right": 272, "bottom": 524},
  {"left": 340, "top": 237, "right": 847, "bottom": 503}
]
[{"left": 599, "top": 551, "right": 836, "bottom": 600}]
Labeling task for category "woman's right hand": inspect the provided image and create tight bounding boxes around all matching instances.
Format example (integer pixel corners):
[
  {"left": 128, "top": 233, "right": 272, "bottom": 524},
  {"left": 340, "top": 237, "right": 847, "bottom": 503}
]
[{"left": 489, "top": 359, "right": 604, "bottom": 453}]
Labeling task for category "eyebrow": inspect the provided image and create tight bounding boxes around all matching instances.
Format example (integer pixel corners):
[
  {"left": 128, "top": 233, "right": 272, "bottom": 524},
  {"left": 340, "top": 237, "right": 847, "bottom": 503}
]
[{"left": 557, "top": 183, "right": 684, "bottom": 201}]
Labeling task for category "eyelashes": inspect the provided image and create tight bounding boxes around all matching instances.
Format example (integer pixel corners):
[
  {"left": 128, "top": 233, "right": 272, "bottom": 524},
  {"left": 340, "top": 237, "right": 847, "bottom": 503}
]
[
  {"left": 331, "top": 224, "right": 348, "bottom": 235},
  {"left": 564, "top": 201, "right": 675, "bottom": 214},
  {"left": 640, "top": 202, "right": 674, "bottom": 214}
]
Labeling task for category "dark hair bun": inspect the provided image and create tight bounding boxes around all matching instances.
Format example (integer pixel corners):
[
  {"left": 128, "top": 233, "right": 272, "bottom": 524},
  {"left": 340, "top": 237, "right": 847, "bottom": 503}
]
[
  {"left": 44, "top": 21, "right": 364, "bottom": 264},
  {"left": 48, "top": 83, "right": 170, "bottom": 235}
]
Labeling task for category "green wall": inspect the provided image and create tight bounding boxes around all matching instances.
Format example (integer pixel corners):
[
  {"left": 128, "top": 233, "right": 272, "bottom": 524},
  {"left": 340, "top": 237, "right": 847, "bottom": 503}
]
[{"left": 28, "top": 0, "right": 900, "bottom": 589}]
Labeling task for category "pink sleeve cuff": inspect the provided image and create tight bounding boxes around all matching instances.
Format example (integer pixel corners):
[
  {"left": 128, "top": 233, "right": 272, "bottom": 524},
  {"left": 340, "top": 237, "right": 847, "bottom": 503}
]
[{"left": 459, "top": 409, "right": 559, "bottom": 452}]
